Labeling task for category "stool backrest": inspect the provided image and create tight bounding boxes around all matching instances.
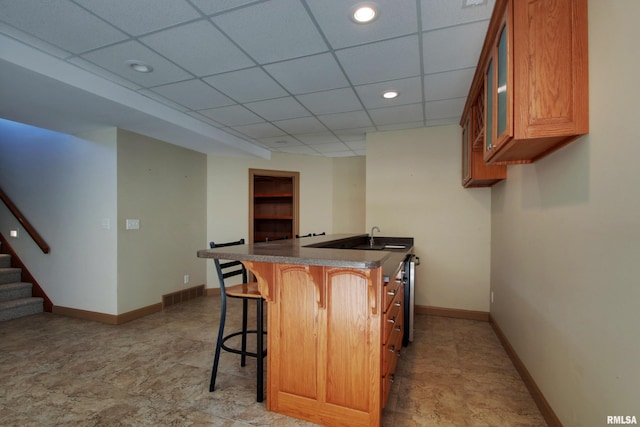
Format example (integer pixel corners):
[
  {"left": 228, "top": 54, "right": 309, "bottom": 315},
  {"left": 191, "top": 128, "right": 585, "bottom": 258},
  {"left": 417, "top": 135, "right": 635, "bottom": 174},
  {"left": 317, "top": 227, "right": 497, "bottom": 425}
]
[{"left": 210, "top": 239, "right": 247, "bottom": 291}]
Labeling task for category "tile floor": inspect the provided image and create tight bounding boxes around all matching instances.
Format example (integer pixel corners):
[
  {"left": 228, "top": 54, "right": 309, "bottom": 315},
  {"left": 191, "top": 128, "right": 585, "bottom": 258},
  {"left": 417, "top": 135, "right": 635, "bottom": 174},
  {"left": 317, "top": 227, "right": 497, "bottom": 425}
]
[{"left": 0, "top": 296, "right": 546, "bottom": 426}]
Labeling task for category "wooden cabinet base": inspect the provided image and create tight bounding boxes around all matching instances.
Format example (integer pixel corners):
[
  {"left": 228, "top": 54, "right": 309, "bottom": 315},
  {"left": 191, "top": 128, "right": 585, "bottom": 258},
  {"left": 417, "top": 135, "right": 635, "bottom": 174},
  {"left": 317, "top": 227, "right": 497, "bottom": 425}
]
[{"left": 244, "top": 261, "right": 388, "bottom": 427}]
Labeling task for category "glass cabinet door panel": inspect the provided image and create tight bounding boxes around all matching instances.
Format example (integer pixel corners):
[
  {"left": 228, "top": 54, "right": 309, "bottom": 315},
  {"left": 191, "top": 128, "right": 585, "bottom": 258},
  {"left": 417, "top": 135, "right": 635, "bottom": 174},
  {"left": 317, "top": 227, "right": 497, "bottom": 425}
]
[
  {"left": 462, "top": 116, "right": 470, "bottom": 182},
  {"left": 497, "top": 24, "right": 508, "bottom": 138},
  {"left": 485, "top": 58, "right": 494, "bottom": 152}
]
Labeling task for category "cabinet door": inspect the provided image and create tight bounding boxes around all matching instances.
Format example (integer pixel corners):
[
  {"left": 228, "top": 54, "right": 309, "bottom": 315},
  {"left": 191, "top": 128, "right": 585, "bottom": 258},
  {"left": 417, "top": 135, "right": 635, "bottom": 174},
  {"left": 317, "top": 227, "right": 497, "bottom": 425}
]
[
  {"left": 484, "top": 56, "right": 494, "bottom": 157},
  {"left": 495, "top": 16, "right": 511, "bottom": 146},
  {"left": 485, "top": 5, "right": 512, "bottom": 160},
  {"left": 461, "top": 115, "right": 471, "bottom": 185}
]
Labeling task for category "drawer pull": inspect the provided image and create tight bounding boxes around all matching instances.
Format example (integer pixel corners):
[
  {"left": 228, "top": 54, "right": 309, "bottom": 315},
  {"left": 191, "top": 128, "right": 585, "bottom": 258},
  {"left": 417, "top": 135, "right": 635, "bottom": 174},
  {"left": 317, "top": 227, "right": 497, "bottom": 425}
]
[
  {"left": 394, "top": 324, "right": 402, "bottom": 332},
  {"left": 390, "top": 374, "right": 395, "bottom": 383},
  {"left": 394, "top": 300, "right": 401, "bottom": 307},
  {"left": 387, "top": 316, "right": 396, "bottom": 324},
  {"left": 387, "top": 288, "right": 397, "bottom": 296},
  {"left": 388, "top": 345, "right": 396, "bottom": 353}
]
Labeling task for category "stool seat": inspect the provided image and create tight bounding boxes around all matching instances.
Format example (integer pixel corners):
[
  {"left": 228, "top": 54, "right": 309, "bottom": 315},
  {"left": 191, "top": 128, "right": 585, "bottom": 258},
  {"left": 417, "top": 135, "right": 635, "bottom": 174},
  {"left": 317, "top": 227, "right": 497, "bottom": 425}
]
[{"left": 226, "top": 282, "right": 261, "bottom": 299}]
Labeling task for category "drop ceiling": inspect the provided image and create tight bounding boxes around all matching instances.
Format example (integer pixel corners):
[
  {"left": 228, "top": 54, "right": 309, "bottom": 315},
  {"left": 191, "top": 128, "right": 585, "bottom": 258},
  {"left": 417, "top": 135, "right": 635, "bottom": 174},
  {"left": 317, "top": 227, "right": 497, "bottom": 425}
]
[{"left": 0, "top": 0, "right": 495, "bottom": 158}]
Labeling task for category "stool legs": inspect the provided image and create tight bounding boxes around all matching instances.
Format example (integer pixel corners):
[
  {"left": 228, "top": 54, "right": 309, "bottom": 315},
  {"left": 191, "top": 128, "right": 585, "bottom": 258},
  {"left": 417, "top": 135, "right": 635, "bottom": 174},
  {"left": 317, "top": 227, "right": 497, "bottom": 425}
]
[
  {"left": 209, "top": 294, "right": 227, "bottom": 392},
  {"left": 209, "top": 295, "right": 265, "bottom": 402}
]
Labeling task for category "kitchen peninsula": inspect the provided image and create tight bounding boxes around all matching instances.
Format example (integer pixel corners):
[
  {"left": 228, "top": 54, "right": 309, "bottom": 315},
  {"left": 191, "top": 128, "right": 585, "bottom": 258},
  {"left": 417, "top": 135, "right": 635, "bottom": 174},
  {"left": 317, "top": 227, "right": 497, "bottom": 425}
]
[{"left": 198, "top": 234, "right": 414, "bottom": 427}]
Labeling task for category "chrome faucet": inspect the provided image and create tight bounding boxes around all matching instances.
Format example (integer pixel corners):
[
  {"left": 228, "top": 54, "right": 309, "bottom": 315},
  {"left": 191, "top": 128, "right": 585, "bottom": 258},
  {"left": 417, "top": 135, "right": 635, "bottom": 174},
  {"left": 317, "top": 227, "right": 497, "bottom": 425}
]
[{"left": 369, "top": 226, "right": 380, "bottom": 247}]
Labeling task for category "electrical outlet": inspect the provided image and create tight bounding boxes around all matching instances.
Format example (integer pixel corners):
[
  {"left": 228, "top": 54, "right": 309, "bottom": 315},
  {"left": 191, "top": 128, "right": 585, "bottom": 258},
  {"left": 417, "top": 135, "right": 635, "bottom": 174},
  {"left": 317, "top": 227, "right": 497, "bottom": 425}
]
[
  {"left": 184, "top": 274, "right": 189, "bottom": 284},
  {"left": 9, "top": 229, "right": 18, "bottom": 238}
]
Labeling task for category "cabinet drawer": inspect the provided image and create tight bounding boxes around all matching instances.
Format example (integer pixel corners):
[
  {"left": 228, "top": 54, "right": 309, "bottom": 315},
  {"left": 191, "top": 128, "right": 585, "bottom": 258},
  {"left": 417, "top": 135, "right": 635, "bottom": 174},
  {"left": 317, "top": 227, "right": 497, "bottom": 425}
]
[
  {"left": 383, "top": 320, "right": 403, "bottom": 377},
  {"left": 383, "top": 296, "right": 402, "bottom": 345},
  {"left": 383, "top": 278, "right": 401, "bottom": 313}
]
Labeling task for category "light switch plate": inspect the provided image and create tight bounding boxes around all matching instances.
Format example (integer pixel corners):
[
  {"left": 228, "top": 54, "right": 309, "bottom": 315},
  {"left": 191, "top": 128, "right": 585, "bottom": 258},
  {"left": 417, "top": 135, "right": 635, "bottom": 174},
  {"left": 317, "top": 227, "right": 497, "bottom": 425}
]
[{"left": 125, "top": 219, "right": 140, "bottom": 230}]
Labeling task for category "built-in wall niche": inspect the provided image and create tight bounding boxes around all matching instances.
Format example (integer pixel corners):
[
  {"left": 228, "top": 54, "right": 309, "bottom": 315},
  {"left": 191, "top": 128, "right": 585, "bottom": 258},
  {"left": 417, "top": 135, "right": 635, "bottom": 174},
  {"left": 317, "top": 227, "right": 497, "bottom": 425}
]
[{"left": 249, "top": 169, "right": 299, "bottom": 243}]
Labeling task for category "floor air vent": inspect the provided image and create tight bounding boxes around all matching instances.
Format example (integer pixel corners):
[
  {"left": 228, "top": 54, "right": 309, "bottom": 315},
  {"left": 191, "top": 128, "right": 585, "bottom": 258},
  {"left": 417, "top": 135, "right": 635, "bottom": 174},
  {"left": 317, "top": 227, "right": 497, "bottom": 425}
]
[{"left": 162, "top": 284, "right": 205, "bottom": 309}]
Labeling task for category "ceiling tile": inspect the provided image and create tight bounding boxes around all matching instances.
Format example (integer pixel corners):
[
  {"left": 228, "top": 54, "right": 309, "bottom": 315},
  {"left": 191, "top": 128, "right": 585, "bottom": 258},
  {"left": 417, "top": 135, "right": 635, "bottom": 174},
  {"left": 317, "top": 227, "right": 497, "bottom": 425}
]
[
  {"left": 74, "top": 0, "right": 201, "bottom": 36},
  {"left": 336, "top": 36, "right": 421, "bottom": 85},
  {"left": 81, "top": 40, "right": 192, "bottom": 87},
  {"left": 264, "top": 53, "right": 349, "bottom": 94},
  {"left": 212, "top": 0, "right": 329, "bottom": 64},
  {"left": 424, "top": 97, "right": 466, "bottom": 120},
  {"left": 140, "top": 20, "right": 254, "bottom": 76},
  {"left": 258, "top": 135, "right": 305, "bottom": 148},
  {"left": 355, "top": 77, "right": 422, "bottom": 109},
  {"left": 199, "top": 104, "right": 263, "bottom": 126},
  {"left": 150, "top": 79, "right": 234, "bottom": 110},
  {"left": 368, "top": 103, "right": 424, "bottom": 126},
  {"left": 344, "top": 139, "right": 366, "bottom": 150},
  {"left": 334, "top": 127, "right": 374, "bottom": 142},
  {"left": 424, "top": 68, "right": 475, "bottom": 101},
  {"left": 311, "top": 142, "right": 351, "bottom": 153},
  {"left": 244, "top": 97, "right": 310, "bottom": 121},
  {"left": 271, "top": 116, "right": 327, "bottom": 135},
  {"left": 318, "top": 110, "right": 373, "bottom": 131},
  {"left": 296, "top": 88, "right": 362, "bottom": 115},
  {"left": 422, "top": 21, "right": 488, "bottom": 74},
  {"left": 296, "top": 132, "right": 341, "bottom": 145},
  {"left": 306, "top": 0, "right": 418, "bottom": 49},
  {"left": 204, "top": 67, "right": 287, "bottom": 103},
  {"left": 421, "top": 0, "right": 495, "bottom": 31},
  {"left": 232, "top": 122, "right": 286, "bottom": 139},
  {"left": 0, "top": 0, "right": 127, "bottom": 53},
  {"left": 190, "top": 0, "right": 260, "bottom": 16}
]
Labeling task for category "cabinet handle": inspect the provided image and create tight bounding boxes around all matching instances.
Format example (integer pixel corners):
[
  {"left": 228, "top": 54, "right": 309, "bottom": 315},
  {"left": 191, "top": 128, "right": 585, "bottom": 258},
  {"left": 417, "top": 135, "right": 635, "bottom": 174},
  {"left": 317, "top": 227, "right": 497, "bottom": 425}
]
[
  {"left": 389, "top": 345, "right": 396, "bottom": 353},
  {"left": 394, "top": 324, "right": 402, "bottom": 332},
  {"left": 387, "top": 289, "right": 397, "bottom": 296},
  {"left": 390, "top": 374, "right": 395, "bottom": 383},
  {"left": 394, "top": 300, "right": 401, "bottom": 307},
  {"left": 387, "top": 316, "right": 396, "bottom": 324}
]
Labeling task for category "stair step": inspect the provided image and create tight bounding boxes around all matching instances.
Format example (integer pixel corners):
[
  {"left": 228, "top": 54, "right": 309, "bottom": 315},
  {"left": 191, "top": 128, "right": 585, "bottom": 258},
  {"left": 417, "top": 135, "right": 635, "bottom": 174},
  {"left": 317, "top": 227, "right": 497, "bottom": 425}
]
[
  {"left": 0, "top": 253, "right": 10, "bottom": 268},
  {"left": 0, "top": 297, "right": 44, "bottom": 322},
  {"left": 0, "top": 267, "right": 22, "bottom": 285},
  {"left": 0, "top": 282, "right": 33, "bottom": 303}
]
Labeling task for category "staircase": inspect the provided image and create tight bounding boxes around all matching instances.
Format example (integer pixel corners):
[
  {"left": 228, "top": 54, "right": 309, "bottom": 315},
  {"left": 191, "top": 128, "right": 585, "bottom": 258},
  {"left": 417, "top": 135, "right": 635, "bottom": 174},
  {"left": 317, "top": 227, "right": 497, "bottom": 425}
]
[{"left": 0, "top": 252, "right": 44, "bottom": 321}]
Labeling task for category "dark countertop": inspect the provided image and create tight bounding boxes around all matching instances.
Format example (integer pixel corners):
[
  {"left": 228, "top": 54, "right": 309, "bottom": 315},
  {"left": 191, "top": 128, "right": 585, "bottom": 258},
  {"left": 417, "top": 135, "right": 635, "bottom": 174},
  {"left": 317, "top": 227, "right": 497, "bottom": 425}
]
[{"left": 198, "top": 233, "right": 413, "bottom": 280}]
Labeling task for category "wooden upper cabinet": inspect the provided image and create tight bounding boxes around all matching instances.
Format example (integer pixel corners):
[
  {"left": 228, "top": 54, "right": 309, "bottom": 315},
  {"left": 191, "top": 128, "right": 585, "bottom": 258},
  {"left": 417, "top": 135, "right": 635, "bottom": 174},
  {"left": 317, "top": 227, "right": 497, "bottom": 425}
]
[
  {"left": 462, "top": 0, "right": 589, "bottom": 166},
  {"left": 461, "top": 92, "right": 507, "bottom": 188}
]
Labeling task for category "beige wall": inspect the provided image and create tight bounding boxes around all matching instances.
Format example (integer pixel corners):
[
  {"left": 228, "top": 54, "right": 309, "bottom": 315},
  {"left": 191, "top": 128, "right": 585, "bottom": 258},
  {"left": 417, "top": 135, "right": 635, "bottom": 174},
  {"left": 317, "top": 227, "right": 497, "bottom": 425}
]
[
  {"left": 490, "top": 1, "right": 640, "bottom": 424},
  {"left": 117, "top": 129, "right": 207, "bottom": 313},
  {"left": 206, "top": 152, "right": 366, "bottom": 289},
  {"left": 367, "top": 126, "right": 492, "bottom": 311},
  {"left": 332, "top": 156, "right": 366, "bottom": 233}
]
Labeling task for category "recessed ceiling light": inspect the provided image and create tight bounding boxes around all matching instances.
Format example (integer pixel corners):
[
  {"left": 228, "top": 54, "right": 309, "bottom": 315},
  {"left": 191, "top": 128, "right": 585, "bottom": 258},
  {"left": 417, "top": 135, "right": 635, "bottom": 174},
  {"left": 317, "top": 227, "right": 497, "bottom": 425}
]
[
  {"left": 351, "top": 3, "right": 378, "bottom": 24},
  {"left": 382, "top": 90, "right": 399, "bottom": 99},
  {"left": 126, "top": 60, "right": 153, "bottom": 73}
]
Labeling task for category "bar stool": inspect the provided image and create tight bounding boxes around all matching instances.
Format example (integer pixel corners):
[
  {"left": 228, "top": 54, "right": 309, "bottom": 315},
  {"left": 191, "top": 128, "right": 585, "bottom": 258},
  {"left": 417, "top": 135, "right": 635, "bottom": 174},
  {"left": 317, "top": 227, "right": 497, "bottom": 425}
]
[{"left": 209, "top": 239, "right": 266, "bottom": 402}]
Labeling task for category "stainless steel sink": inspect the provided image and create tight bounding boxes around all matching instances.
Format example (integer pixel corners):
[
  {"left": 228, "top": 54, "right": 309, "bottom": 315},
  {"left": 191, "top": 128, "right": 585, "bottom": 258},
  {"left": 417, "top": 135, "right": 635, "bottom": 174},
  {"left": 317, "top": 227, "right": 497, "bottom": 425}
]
[
  {"left": 305, "top": 236, "right": 412, "bottom": 252},
  {"left": 352, "top": 244, "right": 407, "bottom": 251}
]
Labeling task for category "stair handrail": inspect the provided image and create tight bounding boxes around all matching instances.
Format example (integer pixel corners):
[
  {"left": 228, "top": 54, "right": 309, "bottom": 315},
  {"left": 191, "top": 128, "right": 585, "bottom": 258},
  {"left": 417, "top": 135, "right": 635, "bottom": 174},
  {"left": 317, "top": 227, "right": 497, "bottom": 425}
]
[{"left": 0, "top": 187, "right": 50, "bottom": 254}]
